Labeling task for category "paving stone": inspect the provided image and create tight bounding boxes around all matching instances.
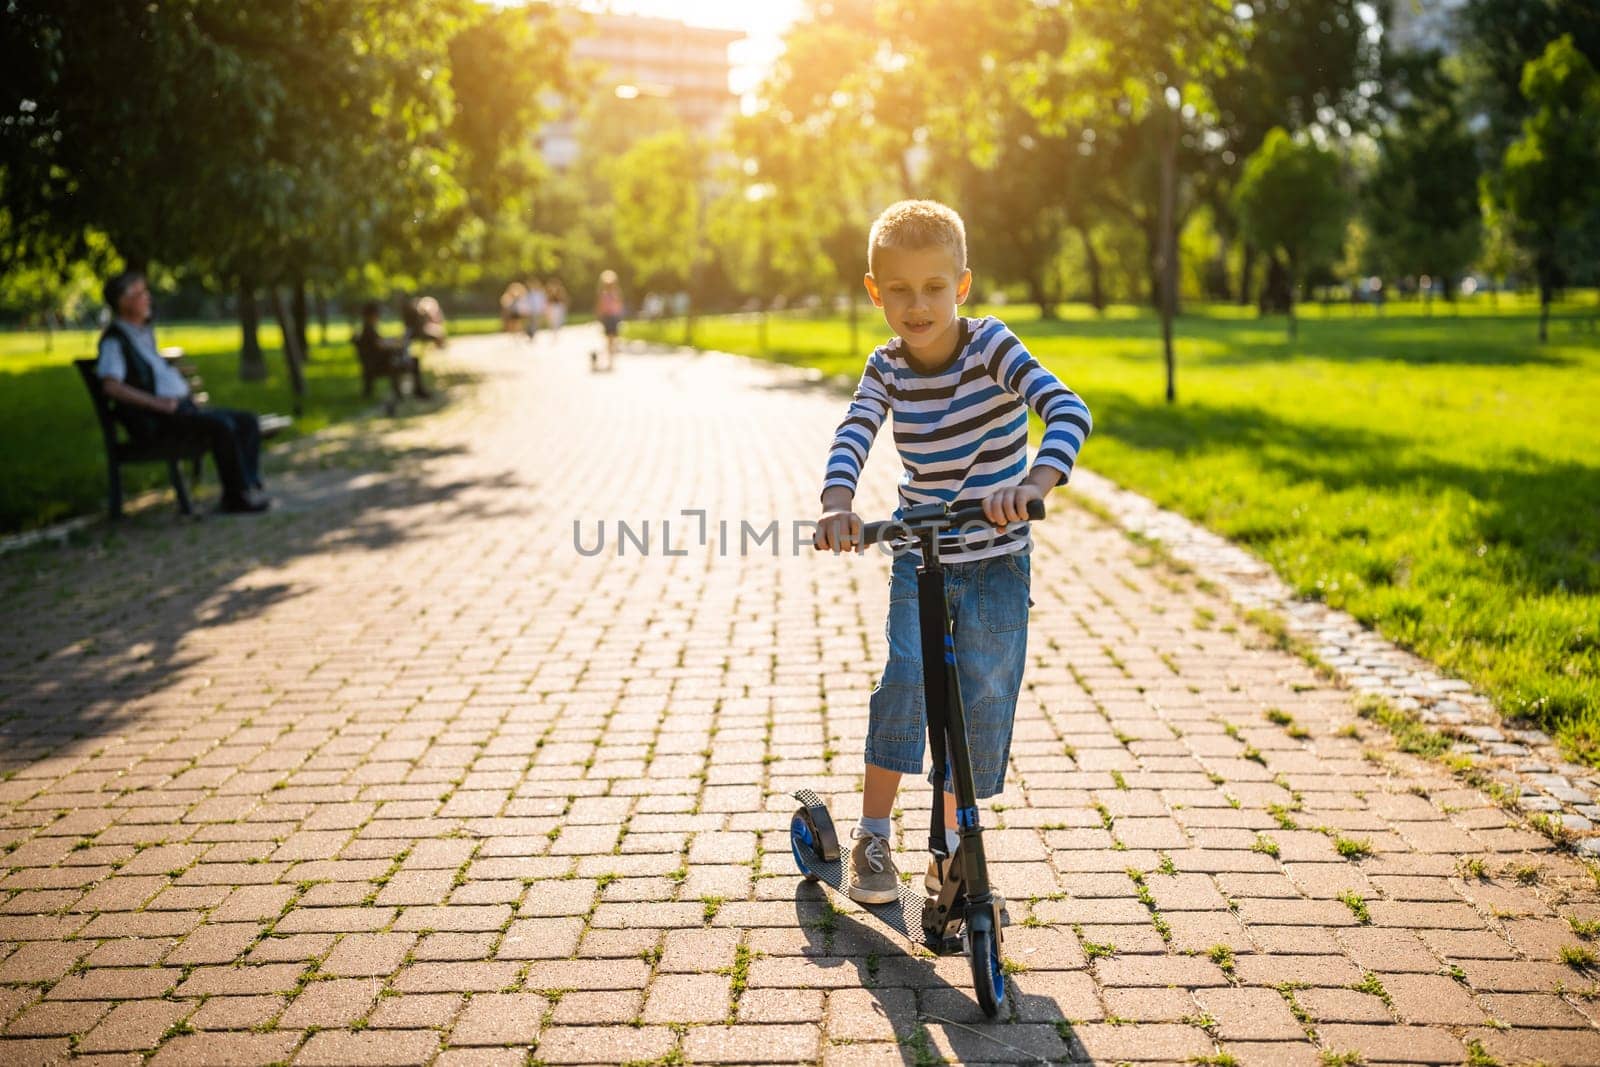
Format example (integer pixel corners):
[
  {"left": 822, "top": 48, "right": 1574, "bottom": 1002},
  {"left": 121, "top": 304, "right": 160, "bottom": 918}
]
[
  {"left": 6, "top": 999, "right": 113, "bottom": 1037},
  {"left": 448, "top": 992, "right": 547, "bottom": 1046},
  {"left": 1194, "top": 986, "right": 1305, "bottom": 1039},
  {"left": 548, "top": 990, "right": 642, "bottom": 1025},
  {"left": 682, "top": 1023, "right": 821, "bottom": 1064},
  {"left": 533, "top": 1025, "right": 677, "bottom": 1064},
  {"left": 279, "top": 979, "right": 380, "bottom": 1029},
  {"left": 76, "top": 999, "right": 191, "bottom": 1052},
  {"left": 149, "top": 1032, "right": 301, "bottom": 1065},
  {"left": 187, "top": 995, "right": 285, "bottom": 1031},
  {"left": 1316, "top": 1023, "right": 1467, "bottom": 1063},
  {"left": 294, "top": 1029, "right": 438, "bottom": 1066}
]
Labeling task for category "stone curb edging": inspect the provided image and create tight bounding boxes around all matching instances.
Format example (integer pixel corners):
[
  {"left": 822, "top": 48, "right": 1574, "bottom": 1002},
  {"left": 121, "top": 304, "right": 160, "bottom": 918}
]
[{"left": 1065, "top": 466, "right": 1600, "bottom": 853}]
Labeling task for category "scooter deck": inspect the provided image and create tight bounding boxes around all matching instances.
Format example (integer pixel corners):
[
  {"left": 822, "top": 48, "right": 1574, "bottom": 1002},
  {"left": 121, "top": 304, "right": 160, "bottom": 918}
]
[{"left": 792, "top": 789, "right": 961, "bottom": 954}]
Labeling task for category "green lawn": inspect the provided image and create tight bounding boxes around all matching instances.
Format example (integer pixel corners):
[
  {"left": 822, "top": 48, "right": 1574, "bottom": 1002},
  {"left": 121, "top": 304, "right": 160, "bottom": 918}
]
[
  {"left": 634, "top": 295, "right": 1600, "bottom": 761},
  {"left": 0, "top": 315, "right": 500, "bottom": 534}
]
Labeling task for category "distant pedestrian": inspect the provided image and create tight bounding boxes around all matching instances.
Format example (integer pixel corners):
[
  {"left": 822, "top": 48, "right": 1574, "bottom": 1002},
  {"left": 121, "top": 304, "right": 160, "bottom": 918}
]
[
  {"left": 500, "top": 282, "right": 528, "bottom": 335},
  {"left": 594, "top": 270, "right": 624, "bottom": 371},
  {"left": 523, "top": 279, "right": 548, "bottom": 343},
  {"left": 545, "top": 280, "right": 568, "bottom": 335}
]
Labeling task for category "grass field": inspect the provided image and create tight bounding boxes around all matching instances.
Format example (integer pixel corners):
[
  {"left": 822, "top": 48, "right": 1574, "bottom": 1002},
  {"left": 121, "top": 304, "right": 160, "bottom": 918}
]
[
  {"left": 633, "top": 294, "right": 1600, "bottom": 761},
  {"left": 0, "top": 315, "right": 500, "bottom": 535}
]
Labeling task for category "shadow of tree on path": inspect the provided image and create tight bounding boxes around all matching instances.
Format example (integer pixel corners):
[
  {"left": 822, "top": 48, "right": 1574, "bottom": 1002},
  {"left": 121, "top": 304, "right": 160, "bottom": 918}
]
[{"left": 0, "top": 422, "right": 532, "bottom": 765}]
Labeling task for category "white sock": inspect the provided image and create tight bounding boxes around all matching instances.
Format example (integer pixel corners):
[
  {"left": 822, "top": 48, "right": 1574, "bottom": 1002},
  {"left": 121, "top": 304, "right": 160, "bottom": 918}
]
[{"left": 857, "top": 816, "right": 892, "bottom": 840}]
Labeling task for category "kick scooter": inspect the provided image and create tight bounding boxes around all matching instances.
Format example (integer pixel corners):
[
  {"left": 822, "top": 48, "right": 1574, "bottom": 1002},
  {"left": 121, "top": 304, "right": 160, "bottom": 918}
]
[{"left": 791, "top": 496, "right": 1046, "bottom": 1019}]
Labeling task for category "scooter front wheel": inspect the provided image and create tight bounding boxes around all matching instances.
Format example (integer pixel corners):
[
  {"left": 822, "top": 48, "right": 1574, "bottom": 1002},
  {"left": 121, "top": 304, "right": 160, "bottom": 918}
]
[{"left": 967, "top": 909, "right": 1006, "bottom": 1019}]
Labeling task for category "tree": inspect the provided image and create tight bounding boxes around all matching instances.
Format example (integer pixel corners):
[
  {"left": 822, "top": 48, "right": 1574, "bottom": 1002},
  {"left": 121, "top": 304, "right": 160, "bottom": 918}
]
[
  {"left": 1493, "top": 35, "right": 1600, "bottom": 342},
  {"left": 608, "top": 131, "right": 707, "bottom": 339},
  {"left": 0, "top": 227, "right": 114, "bottom": 347},
  {"left": 438, "top": 5, "right": 571, "bottom": 289},
  {"left": 1, "top": 1, "right": 569, "bottom": 396},
  {"left": 1475, "top": 189, "right": 1532, "bottom": 303},
  {"left": 1233, "top": 128, "right": 1348, "bottom": 340},
  {"left": 721, "top": 105, "right": 858, "bottom": 347},
  {"left": 1057, "top": 0, "right": 1244, "bottom": 401},
  {"left": 1364, "top": 51, "right": 1482, "bottom": 305},
  {"left": 1204, "top": 0, "right": 1381, "bottom": 305},
  {"left": 1458, "top": 0, "right": 1600, "bottom": 154}
]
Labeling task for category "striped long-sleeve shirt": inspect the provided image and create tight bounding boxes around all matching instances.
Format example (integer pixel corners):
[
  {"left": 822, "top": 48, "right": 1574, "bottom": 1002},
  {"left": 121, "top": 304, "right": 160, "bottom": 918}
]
[{"left": 823, "top": 316, "right": 1092, "bottom": 562}]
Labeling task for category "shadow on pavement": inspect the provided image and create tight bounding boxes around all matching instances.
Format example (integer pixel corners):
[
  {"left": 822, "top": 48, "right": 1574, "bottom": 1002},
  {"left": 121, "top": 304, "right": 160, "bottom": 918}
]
[
  {"left": 793, "top": 886, "right": 1077, "bottom": 1064},
  {"left": 0, "top": 418, "right": 532, "bottom": 764}
]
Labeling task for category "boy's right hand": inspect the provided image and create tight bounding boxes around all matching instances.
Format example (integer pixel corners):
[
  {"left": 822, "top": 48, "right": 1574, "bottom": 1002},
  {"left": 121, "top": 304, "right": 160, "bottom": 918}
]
[{"left": 815, "top": 509, "right": 864, "bottom": 553}]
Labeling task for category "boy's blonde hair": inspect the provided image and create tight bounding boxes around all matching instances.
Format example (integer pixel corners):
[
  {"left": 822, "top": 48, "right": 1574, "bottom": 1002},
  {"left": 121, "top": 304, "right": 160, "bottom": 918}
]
[{"left": 867, "top": 200, "right": 967, "bottom": 275}]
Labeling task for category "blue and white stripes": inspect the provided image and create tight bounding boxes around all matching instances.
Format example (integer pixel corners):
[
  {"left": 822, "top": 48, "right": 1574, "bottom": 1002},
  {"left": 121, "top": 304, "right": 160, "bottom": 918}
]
[{"left": 823, "top": 316, "right": 1092, "bottom": 561}]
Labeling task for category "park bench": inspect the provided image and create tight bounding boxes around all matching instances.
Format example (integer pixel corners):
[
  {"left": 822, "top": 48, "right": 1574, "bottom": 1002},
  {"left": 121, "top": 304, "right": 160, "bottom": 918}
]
[
  {"left": 354, "top": 332, "right": 428, "bottom": 416},
  {"left": 74, "top": 351, "right": 290, "bottom": 520}
]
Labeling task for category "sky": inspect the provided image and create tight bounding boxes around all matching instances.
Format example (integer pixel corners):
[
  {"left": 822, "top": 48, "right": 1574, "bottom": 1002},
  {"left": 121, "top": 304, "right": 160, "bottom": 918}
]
[{"left": 574, "top": 0, "right": 805, "bottom": 98}]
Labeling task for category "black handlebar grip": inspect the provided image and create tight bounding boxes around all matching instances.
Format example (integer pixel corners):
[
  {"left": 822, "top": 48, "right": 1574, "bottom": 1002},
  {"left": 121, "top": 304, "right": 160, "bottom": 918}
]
[
  {"left": 858, "top": 497, "right": 1046, "bottom": 547},
  {"left": 860, "top": 520, "right": 897, "bottom": 547}
]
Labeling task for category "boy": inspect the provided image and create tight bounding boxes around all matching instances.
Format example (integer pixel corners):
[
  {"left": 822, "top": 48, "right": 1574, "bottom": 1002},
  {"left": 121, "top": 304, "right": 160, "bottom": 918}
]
[{"left": 814, "top": 200, "right": 1092, "bottom": 904}]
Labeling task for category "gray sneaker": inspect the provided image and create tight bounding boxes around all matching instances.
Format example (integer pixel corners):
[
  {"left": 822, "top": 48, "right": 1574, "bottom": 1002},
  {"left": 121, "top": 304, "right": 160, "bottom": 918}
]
[{"left": 848, "top": 830, "right": 899, "bottom": 905}]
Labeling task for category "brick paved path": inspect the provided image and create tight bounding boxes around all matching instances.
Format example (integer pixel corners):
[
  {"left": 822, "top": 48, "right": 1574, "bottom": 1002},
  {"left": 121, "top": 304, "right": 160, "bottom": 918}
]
[{"left": 2, "top": 329, "right": 1598, "bottom": 1066}]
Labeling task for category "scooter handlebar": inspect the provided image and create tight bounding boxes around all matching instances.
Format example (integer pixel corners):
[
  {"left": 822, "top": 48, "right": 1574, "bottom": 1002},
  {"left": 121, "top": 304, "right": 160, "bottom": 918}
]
[{"left": 860, "top": 497, "right": 1046, "bottom": 547}]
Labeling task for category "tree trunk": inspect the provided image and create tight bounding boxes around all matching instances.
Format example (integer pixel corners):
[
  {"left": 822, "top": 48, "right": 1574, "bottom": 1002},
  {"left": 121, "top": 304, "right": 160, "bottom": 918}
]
[
  {"left": 1157, "top": 104, "right": 1180, "bottom": 404},
  {"left": 1207, "top": 229, "right": 1231, "bottom": 301},
  {"left": 268, "top": 287, "right": 307, "bottom": 415},
  {"left": 239, "top": 280, "right": 266, "bottom": 382},
  {"left": 1029, "top": 275, "right": 1058, "bottom": 321},
  {"left": 1077, "top": 223, "right": 1105, "bottom": 312},
  {"left": 291, "top": 274, "right": 311, "bottom": 361},
  {"left": 1259, "top": 255, "right": 1292, "bottom": 315},
  {"left": 1538, "top": 271, "right": 1551, "bottom": 343},
  {"left": 847, "top": 287, "right": 859, "bottom": 356},
  {"left": 1146, "top": 228, "right": 1163, "bottom": 311},
  {"left": 1286, "top": 258, "right": 1298, "bottom": 342}
]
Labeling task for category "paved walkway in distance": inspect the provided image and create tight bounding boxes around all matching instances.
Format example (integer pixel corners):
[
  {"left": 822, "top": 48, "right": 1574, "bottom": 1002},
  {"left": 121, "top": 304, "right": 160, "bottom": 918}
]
[{"left": 1, "top": 328, "right": 1598, "bottom": 1066}]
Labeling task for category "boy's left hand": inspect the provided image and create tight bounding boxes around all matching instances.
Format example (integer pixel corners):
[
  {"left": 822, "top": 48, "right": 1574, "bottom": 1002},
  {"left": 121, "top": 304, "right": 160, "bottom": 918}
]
[{"left": 982, "top": 483, "right": 1044, "bottom": 533}]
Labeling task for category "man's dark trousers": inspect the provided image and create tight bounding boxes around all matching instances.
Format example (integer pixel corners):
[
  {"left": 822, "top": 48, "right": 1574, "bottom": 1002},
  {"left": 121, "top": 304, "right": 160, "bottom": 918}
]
[{"left": 158, "top": 400, "right": 263, "bottom": 499}]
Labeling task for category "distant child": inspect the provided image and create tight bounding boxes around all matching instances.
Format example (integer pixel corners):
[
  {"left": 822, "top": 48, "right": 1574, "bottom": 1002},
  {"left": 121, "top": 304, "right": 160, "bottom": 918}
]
[
  {"left": 813, "top": 200, "right": 1092, "bottom": 905},
  {"left": 500, "top": 281, "right": 527, "bottom": 335},
  {"left": 545, "top": 280, "right": 568, "bottom": 334},
  {"left": 594, "top": 270, "right": 624, "bottom": 370}
]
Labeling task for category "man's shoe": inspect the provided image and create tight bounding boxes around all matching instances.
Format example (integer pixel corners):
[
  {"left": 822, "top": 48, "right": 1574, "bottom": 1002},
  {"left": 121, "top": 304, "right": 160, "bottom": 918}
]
[
  {"left": 220, "top": 493, "right": 270, "bottom": 514},
  {"left": 847, "top": 829, "right": 899, "bottom": 905}
]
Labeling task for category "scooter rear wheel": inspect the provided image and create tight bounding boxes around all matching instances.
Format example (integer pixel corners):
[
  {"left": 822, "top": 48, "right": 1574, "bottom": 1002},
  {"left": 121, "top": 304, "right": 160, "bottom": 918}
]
[
  {"left": 967, "top": 909, "right": 1006, "bottom": 1019},
  {"left": 789, "top": 809, "right": 822, "bottom": 883}
]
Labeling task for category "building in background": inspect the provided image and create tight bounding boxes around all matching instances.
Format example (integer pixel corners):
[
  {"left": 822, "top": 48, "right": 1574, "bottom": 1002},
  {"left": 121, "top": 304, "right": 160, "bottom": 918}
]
[
  {"left": 1387, "top": 0, "right": 1467, "bottom": 54},
  {"left": 539, "top": 11, "right": 744, "bottom": 170}
]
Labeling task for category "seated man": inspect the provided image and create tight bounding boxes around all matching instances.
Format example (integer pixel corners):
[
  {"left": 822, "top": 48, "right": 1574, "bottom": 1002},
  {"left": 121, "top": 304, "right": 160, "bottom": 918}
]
[
  {"left": 401, "top": 295, "right": 447, "bottom": 349},
  {"left": 355, "top": 302, "right": 430, "bottom": 406},
  {"left": 97, "top": 271, "right": 270, "bottom": 514}
]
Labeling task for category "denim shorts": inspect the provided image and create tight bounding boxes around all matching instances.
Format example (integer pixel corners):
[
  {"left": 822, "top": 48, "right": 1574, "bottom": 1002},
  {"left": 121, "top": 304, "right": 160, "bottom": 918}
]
[{"left": 864, "top": 549, "right": 1030, "bottom": 799}]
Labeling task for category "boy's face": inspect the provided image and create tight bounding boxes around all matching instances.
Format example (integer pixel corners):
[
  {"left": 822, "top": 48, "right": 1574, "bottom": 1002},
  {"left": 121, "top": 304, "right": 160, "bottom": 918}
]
[{"left": 864, "top": 244, "right": 972, "bottom": 364}]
